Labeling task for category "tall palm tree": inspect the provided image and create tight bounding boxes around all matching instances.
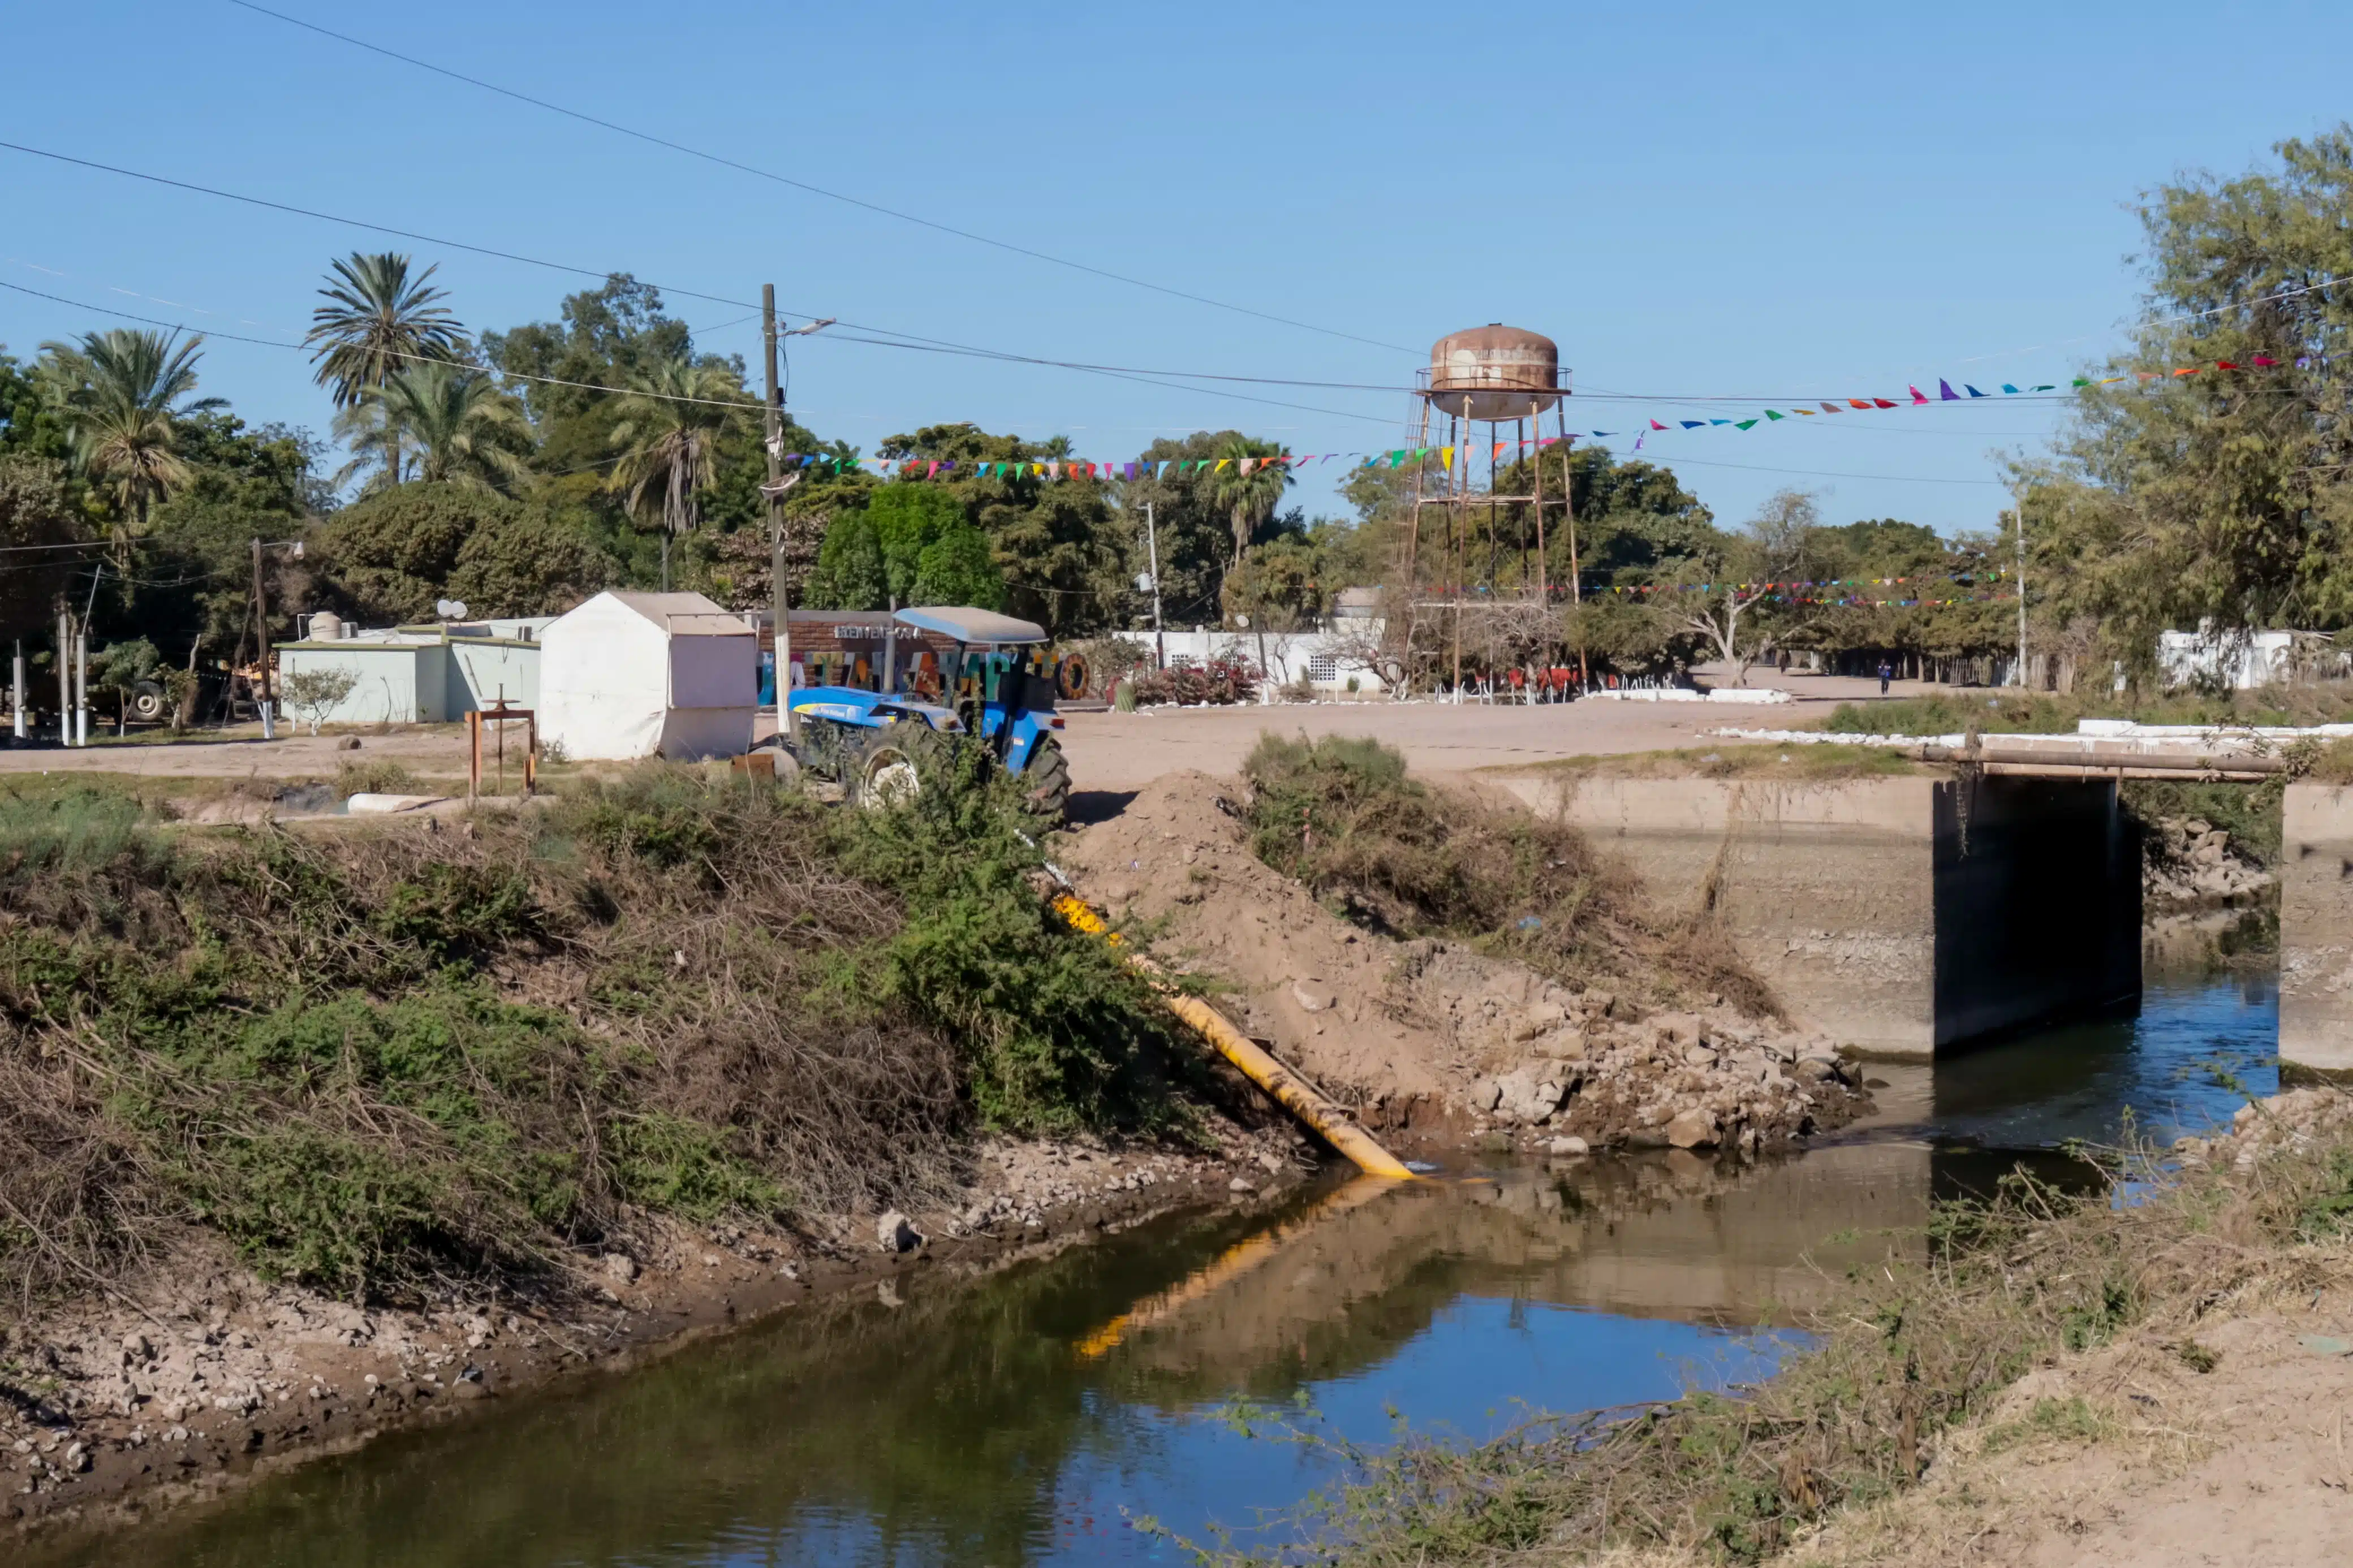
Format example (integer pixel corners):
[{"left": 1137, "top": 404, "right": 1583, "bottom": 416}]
[
  {"left": 37, "top": 329, "right": 223, "bottom": 567},
  {"left": 1202, "top": 435, "right": 1295, "bottom": 568},
  {"left": 332, "top": 361, "right": 531, "bottom": 494},
  {"left": 305, "top": 252, "right": 469, "bottom": 482},
  {"left": 607, "top": 356, "right": 751, "bottom": 591}
]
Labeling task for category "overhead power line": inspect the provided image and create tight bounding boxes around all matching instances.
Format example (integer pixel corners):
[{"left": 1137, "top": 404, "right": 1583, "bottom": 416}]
[{"left": 220, "top": 0, "right": 1415, "bottom": 356}]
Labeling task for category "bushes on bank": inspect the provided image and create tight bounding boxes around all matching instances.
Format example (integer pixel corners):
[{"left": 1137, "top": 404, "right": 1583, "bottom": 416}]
[
  {"left": 1240, "top": 732, "right": 1773, "bottom": 1013},
  {"left": 0, "top": 762, "right": 1188, "bottom": 1304}
]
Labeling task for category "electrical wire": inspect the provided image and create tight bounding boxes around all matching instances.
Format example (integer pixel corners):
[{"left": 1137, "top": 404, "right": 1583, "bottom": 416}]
[{"left": 219, "top": 0, "right": 1414, "bottom": 356}]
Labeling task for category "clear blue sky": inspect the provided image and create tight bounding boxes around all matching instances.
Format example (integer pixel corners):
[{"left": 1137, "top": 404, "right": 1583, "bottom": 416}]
[{"left": 6, "top": 1, "right": 2351, "bottom": 537}]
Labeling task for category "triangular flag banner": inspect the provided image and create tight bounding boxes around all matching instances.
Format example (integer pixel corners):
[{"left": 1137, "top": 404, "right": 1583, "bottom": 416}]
[
  {"left": 1649, "top": 420, "right": 1668, "bottom": 430},
  {"left": 1765, "top": 409, "right": 1785, "bottom": 420},
  {"left": 1238, "top": 457, "right": 1255, "bottom": 476},
  {"left": 1939, "top": 380, "right": 1960, "bottom": 400},
  {"left": 1871, "top": 398, "right": 1897, "bottom": 408},
  {"left": 1735, "top": 419, "right": 1757, "bottom": 430},
  {"left": 2001, "top": 384, "right": 2021, "bottom": 394},
  {"left": 1909, "top": 386, "right": 1928, "bottom": 404},
  {"left": 1440, "top": 447, "right": 1455, "bottom": 470},
  {"left": 1214, "top": 459, "right": 1232, "bottom": 473},
  {"left": 925, "top": 461, "right": 939, "bottom": 478}
]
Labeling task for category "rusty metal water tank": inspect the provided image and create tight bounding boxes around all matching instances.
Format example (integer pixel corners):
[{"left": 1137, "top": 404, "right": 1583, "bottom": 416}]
[{"left": 1427, "top": 325, "right": 1562, "bottom": 420}]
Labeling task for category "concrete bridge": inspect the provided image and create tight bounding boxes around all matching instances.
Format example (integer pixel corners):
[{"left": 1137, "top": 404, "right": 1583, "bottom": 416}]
[{"left": 1493, "top": 769, "right": 2353, "bottom": 1075}]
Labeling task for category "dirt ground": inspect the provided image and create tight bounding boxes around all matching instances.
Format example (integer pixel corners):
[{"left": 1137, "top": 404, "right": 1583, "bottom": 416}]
[
  {"left": 1054, "top": 770, "right": 1867, "bottom": 1153},
  {"left": 0, "top": 669, "right": 1918, "bottom": 790}
]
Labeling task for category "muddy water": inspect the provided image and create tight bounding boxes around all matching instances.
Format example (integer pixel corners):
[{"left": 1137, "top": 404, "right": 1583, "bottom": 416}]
[{"left": 35, "top": 970, "right": 2278, "bottom": 1568}]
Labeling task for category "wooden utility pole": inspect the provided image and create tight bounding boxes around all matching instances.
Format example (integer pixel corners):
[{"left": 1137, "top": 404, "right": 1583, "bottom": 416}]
[{"left": 762, "top": 284, "right": 796, "bottom": 744}]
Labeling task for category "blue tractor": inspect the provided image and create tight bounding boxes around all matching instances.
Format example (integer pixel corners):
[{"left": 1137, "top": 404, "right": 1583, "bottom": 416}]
[{"left": 779, "top": 606, "right": 1074, "bottom": 819}]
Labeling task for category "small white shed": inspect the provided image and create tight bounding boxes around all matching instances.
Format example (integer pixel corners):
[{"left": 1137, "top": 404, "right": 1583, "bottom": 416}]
[{"left": 539, "top": 591, "right": 757, "bottom": 760}]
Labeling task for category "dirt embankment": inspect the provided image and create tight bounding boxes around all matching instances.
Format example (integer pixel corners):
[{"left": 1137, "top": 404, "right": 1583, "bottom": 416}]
[
  {"left": 1056, "top": 771, "right": 1868, "bottom": 1156},
  {"left": 0, "top": 1125, "right": 1308, "bottom": 1540},
  {"left": 1789, "top": 1086, "right": 2353, "bottom": 1568}
]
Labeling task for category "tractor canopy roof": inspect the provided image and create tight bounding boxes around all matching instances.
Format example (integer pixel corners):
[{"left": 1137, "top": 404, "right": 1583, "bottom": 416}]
[{"left": 896, "top": 606, "right": 1049, "bottom": 645}]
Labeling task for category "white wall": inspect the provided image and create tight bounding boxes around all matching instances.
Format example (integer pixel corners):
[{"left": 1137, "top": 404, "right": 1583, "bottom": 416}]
[{"left": 1113, "top": 624, "right": 1390, "bottom": 693}]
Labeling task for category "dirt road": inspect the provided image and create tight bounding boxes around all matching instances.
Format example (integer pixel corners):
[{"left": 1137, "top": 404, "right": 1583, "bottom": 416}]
[
  {"left": 1059, "top": 670, "right": 1907, "bottom": 792},
  {"left": 0, "top": 672, "right": 1923, "bottom": 787}
]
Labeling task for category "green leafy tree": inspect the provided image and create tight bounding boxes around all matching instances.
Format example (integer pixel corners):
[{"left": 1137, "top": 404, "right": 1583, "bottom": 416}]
[
  {"left": 2035, "top": 126, "right": 2353, "bottom": 675},
  {"left": 135, "top": 414, "right": 322, "bottom": 663},
  {"left": 333, "top": 363, "right": 532, "bottom": 494},
  {"left": 312, "top": 482, "right": 510, "bottom": 625},
  {"left": 807, "top": 513, "right": 889, "bottom": 610},
  {"left": 0, "top": 455, "right": 87, "bottom": 640},
  {"left": 449, "top": 502, "right": 613, "bottom": 617},
  {"left": 305, "top": 253, "right": 469, "bottom": 483},
  {"left": 36, "top": 329, "right": 223, "bottom": 566},
  {"left": 911, "top": 523, "right": 1005, "bottom": 609},
  {"left": 607, "top": 356, "right": 753, "bottom": 591}
]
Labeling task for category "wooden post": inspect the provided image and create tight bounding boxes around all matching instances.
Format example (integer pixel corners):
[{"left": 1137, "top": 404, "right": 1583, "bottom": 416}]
[{"left": 466, "top": 710, "right": 481, "bottom": 806}]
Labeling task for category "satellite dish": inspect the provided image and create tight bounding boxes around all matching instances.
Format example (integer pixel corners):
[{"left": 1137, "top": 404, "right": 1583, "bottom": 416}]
[{"left": 436, "top": 599, "right": 469, "bottom": 620}]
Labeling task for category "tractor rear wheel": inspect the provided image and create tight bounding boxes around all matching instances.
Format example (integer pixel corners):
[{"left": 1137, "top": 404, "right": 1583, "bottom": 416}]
[
  {"left": 1022, "top": 735, "right": 1071, "bottom": 822},
  {"left": 850, "top": 733, "right": 924, "bottom": 810}
]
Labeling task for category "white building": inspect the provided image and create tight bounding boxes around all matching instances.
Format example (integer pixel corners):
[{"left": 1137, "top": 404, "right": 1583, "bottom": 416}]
[
  {"left": 275, "top": 615, "right": 554, "bottom": 726},
  {"left": 1113, "top": 621, "right": 1393, "bottom": 694},
  {"left": 540, "top": 591, "right": 759, "bottom": 760}
]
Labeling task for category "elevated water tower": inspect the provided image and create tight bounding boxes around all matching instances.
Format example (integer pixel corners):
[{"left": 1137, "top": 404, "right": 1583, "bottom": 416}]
[{"left": 1408, "top": 325, "right": 1582, "bottom": 687}]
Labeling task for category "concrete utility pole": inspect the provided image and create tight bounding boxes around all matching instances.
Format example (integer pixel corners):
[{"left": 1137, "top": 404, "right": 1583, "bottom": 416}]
[
  {"left": 12, "top": 640, "right": 23, "bottom": 741},
  {"left": 1144, "top": 500, "right": 1165, "bottom": 669},
  {"left": 2013, "top": 487, "right": 2028, "bottom": 688},
  {"left": 250, "top": 538, "right": 276, "bottom": 738},
  {"left": 54, "top": 606, "right": 68, "bottom": 745},
  {"left": 762, "top": 283, "right": 795, "bottom": 744}
]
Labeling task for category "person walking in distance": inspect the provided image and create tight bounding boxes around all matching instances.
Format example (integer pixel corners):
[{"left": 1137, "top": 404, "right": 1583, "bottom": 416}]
[{"left": 1877, "top": 658, "right": 1893, "bottom": 696}]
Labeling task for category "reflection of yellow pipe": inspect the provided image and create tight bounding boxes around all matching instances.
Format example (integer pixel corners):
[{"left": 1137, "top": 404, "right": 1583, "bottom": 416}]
[
  {"left": 1051, "top": 894, "right": 1416, "bottom": 1181},
  {"left": 1075, "top": 1173, "right": 1402, "bottom": 1359}
]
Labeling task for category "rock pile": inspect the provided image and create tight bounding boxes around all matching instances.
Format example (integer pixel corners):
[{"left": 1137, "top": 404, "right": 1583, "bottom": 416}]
[
  {"left": 2146, "top": 817, "right": 2273, "bottom": 911},
  {"left": 1466, "top": 993, "right": 1860, "bottom": 1153},
  {"left": 2174, "top": 1085, "right": 2353, "bottom": 1169}
]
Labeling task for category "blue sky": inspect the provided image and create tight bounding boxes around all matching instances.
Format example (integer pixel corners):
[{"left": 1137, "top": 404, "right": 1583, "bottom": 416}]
[{"left": 6, "top": 1, "right": 2350, "bottom": 537}]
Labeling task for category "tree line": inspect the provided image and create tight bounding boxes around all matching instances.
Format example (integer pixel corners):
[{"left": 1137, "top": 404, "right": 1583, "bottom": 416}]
[{"left": 10, "top": 121, "right": 2345, "bottom": 707}]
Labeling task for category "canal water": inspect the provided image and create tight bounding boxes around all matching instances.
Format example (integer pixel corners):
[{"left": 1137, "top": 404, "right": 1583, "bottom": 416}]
[{"left": 32, "top": 969, "right": 2279, "bottom": 1568}]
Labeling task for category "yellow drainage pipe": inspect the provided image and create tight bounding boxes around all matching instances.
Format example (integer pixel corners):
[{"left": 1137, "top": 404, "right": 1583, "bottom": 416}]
[
  {"left": 1052, "top": 893, "right": 1417, "bottom": 1182},
  {"left": 1074, "top": 1172, "right": 1401, "bottom": 1359}
]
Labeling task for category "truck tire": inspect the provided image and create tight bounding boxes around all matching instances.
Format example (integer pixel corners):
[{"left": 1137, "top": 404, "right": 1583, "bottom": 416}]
[
  {"left": 129, "top": 680, "right": 169, "bottom": 724},
  {"left": 1022, "top": 735, "right": 1071, "bottom": 822}
]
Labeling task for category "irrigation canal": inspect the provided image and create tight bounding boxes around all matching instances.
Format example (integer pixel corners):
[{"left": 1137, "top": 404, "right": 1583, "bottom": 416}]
[{"left": 31, "top": 965, "right": 2278, "bottom": 1568}]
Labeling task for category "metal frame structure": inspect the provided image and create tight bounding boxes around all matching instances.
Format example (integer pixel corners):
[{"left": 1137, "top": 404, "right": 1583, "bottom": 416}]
[
  {"left": 466, "top": 698, "right": 538, "bottom": 804},
  {"left": 1403, "top": 353, "right": 1586, "bottom": 690}
]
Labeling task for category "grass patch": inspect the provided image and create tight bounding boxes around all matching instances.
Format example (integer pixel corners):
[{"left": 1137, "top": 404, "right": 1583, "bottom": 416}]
[
  {"left": 1242, "top": 733, "right": 1774, "bottom": 1013},
  {"left": 1824, "top": 681, "right": 2353, "bottom": 739},
  {"left": 1184, "top": 1121, "right": 2353, "bottom": 1566},
  {"left": 335, "top": 758, "right": 425, "bottom": 797},
  {"left": 1523, "top": 745, "right": 1924, "bottom": 783}
]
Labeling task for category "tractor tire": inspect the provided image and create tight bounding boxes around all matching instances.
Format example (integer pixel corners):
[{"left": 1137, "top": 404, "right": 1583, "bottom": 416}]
[
  {"left": 847, "top": 725, "right": 950, "bottom": 810},
  {"left": 1054, "top": 653, "right": 1089, "bottom": 702},
  {"left": 1021, "top": 735, "right": 1071, "bottom": 822}
]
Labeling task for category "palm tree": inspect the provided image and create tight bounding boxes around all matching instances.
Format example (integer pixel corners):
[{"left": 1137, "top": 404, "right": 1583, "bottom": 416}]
[
  {"left": 607, "top": 356, "right": 751, "bottom": 590},
  {"left": 305, "top": 252, "right": 469, "bottom": 482},
  {"left": 37, "top": 329, "right": 223, "bottom": 567},
  {"left": 331, "top": 361, "right": 531, "bottom": 494},
  {"left": 1202, "top": 435, "right": 1295, "bottom": 568}
]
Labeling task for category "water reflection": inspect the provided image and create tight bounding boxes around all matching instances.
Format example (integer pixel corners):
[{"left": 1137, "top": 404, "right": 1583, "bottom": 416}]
[{"left": 29, "top": 975, "right": 2277, "bottom": 1568}]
